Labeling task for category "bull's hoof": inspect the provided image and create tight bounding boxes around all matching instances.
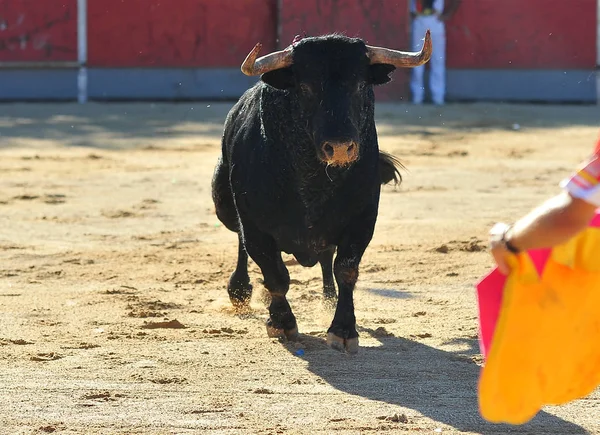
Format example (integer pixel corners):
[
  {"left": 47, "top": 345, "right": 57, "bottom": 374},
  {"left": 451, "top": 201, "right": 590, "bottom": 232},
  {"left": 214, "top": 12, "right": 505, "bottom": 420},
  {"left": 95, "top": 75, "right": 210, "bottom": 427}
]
[
  {"left": 322, "top": 296, "right": 337, "bottom": 311},
  {"left": 227, "top": 279, "right": 253, "bottom": 309},
  {"left": 229, "top": 295, "right": 251, "bottom": 311},
  {"left": 323, "top": 284, "right": 337, "bottom": 301},
  {"left": 327, "top": 333, "right": 359, "bottom": 354},
  {"left": 266, "top": 320, "right": 299, "bottom": 342},
  {"left": 284, "top": 326, "right": 300, "bottom": 342},
  {"left": 266, "top": 322, "right": 284, "bottom": 338}
]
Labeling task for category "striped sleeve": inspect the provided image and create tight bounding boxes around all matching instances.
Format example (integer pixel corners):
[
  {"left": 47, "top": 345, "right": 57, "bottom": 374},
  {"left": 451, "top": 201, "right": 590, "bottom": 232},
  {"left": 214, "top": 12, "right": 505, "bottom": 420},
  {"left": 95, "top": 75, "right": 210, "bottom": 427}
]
[{"left": 560, "top": 154, "right": 600, "bottom": 207}]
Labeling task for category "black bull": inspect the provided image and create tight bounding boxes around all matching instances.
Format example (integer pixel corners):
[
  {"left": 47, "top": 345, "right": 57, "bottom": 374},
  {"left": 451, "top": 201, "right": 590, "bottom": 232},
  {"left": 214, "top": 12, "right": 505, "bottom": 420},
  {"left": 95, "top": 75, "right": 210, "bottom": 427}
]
[{"left": 211, "top": 31, "right": 432, "bottom": 353}]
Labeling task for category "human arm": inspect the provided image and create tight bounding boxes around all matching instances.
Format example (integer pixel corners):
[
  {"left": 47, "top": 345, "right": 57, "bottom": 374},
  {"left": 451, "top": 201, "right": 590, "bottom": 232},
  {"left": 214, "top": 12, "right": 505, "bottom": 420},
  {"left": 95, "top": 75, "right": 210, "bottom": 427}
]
[
  {"left": 490, "top": 193, "right": 598, "bottom": 275},
  {"left": 411, "top": 0, "right": 445, "bottom": 18},
  {"left": 489, "top": 153, "right": 600, "bottom": 275}
]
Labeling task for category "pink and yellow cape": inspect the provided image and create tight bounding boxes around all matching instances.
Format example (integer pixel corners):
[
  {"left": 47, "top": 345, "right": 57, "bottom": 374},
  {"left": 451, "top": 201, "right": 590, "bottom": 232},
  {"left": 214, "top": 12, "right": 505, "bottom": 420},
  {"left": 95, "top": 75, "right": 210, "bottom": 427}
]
[{"left": 476, "top": 213, "right": 600, "bottom": 424}]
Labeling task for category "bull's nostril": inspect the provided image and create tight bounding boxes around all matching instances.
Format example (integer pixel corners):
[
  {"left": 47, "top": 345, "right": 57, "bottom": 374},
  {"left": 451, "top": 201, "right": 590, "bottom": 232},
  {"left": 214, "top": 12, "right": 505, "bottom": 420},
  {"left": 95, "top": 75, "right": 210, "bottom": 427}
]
[
  {"left": 323, "top": 143, "right": 334, "bottom": 158},
  {"left": 347, "top": 143, "right": 356, "bottom": 155}
]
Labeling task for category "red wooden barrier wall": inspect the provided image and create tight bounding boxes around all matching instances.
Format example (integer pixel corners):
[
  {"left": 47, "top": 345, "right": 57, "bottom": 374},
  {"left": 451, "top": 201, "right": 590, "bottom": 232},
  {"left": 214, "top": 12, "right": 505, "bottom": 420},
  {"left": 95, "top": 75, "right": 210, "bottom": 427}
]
[
  {"left": 1, "top": 0, "right": 596, "bottom": 101},
  {"left": 2, "top": 0, "right": 595, "bottom": 70},
  {"left": 87, "top": 0, "right": 277, "bottom": 67},
  {"left": 0, "top": 0, "right": 77, "bottom": 63},
  {"left": 446, "top": 0, "right": 597, "bottom": 69},
  {"left": 281, "top": 0, "right": 412, "bottom": 100}
]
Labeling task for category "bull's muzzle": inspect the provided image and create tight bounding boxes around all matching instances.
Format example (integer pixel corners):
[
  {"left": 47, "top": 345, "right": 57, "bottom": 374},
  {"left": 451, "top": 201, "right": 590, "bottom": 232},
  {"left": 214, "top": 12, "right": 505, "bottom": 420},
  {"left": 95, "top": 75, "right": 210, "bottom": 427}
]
[{"left": 320, "top": 141, "right": 359, "bottom": 167}]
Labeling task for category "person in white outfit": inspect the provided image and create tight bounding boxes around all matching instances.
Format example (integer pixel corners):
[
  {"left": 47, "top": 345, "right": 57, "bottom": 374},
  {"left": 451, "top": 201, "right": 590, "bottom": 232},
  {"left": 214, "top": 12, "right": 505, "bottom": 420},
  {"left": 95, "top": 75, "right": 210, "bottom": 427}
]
[{"left": 410, "top": 0, "right": 459, "bottom": 105}]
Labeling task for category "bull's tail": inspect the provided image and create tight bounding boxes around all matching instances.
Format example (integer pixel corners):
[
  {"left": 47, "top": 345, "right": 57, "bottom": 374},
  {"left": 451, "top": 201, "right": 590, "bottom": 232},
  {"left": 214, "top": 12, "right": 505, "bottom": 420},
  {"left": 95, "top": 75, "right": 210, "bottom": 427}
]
[{"left": 378, "top": 151, "right": 405, "bottom": 185}]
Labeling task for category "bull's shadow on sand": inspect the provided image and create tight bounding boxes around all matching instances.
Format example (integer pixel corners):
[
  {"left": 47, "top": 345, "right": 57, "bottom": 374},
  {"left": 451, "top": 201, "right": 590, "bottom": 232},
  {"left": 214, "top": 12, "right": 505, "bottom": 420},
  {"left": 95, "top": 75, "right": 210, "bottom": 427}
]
[{"left": 285, "top": 330, "right": 588, "bottom": 434}]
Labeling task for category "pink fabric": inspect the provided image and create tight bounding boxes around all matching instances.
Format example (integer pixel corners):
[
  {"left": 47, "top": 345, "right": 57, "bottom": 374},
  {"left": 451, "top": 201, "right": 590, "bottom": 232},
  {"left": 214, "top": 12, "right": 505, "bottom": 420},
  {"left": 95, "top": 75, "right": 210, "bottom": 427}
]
[{"left": 476, "top": 249, "right": 550, "bottom": 358}]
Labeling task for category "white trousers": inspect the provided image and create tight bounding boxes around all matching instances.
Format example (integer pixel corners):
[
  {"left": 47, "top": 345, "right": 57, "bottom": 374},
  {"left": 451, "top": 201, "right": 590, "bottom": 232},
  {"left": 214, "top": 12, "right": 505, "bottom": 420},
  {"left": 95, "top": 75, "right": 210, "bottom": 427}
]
[{"left": 410, "top": 15, "right": 446, "bottom": 104}]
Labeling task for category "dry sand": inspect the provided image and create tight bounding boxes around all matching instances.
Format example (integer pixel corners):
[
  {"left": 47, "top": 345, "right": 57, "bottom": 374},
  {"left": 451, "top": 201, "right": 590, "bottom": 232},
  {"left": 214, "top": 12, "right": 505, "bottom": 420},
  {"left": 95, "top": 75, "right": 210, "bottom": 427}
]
[{"left": 0, "top": 101, "right": 598, "bottom": 434}]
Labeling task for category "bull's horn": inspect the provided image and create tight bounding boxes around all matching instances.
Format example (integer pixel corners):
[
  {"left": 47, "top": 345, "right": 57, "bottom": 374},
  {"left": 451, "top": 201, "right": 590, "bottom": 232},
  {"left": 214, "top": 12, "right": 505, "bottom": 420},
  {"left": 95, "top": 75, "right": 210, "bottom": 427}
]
[
  {"left": 241, "top": 43, "right": 294, "bottom": 76},
  {"left": 366, "top": 29, "right": 432, "bottom": 68}
]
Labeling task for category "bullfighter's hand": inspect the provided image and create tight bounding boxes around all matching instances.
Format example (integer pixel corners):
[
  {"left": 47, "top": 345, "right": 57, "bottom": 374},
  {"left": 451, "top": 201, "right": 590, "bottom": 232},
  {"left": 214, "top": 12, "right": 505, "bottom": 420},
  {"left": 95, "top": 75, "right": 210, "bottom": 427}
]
[{"left": 489, "top": 222, "right": 513, "bottom": 275}]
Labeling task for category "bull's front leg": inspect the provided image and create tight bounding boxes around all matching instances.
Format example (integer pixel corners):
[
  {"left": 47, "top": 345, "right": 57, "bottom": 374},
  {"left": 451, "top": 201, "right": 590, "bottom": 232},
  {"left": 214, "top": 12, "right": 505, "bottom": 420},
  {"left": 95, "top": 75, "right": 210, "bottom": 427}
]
[
  {"left": 240, "top": 219, "right": 298, "bottom": 341},
  {"left": 327, "top": 209, "right": 377, "bottom": 354}
]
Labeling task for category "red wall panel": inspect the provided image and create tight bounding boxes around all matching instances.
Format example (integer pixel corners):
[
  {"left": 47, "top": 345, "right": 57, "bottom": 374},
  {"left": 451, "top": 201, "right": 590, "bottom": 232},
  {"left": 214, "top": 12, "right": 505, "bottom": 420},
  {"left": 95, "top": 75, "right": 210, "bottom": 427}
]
[
  {"left": 88, "top": 0, "right": 277, "bottom": 68},
  {"left": 280, "top": 0, "right": 412, "bottom": 100},
  {"left": 0, "top": 0, "right": 77, "bottom": 63},
  {"left": 446, "top": 0, "right": 597, "bottom": 69}
]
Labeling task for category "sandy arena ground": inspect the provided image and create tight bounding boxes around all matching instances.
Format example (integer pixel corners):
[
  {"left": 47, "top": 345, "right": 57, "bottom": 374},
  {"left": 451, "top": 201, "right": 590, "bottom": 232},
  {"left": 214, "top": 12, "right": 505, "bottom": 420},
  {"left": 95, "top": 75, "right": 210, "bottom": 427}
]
[{"left": 0, "top": 101, "right": 599, "bottom": 434}]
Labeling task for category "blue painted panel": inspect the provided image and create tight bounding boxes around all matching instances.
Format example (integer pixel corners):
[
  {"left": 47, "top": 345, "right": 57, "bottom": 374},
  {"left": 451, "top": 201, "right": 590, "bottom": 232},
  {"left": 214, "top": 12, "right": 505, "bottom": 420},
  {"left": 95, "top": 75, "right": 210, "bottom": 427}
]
[
  {"left": 447, "top": 69, "right": 597, "bottom": 103},
  {"left": 0, "top": 69, "right": 78, "bottom": 100},
  {"left": 88, "top": 68, "right": 259, "bottom": 100},
  {"left": 1, "top": 68, "right": 596, "bottom": 103}
]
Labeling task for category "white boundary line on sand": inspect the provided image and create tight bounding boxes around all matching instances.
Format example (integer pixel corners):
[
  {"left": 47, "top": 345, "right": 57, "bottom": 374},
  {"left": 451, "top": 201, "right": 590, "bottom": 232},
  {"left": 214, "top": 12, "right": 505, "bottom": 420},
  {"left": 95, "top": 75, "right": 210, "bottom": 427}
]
[{"left": 77, "top": 0, "right": 87, "bottom": 103}]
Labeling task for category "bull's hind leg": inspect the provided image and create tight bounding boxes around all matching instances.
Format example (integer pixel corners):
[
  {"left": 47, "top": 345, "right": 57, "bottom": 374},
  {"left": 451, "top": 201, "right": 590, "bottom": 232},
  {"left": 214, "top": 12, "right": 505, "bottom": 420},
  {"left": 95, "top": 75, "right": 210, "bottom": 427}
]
[
  {"left": 241, "top": 221, "right": 298, "bottom": 341},
  {"left": 319, "top": 248, "right": 336, "bottom": 302},
  {"left": 228, "top": 235, "right": 253, "bottom": 308}
]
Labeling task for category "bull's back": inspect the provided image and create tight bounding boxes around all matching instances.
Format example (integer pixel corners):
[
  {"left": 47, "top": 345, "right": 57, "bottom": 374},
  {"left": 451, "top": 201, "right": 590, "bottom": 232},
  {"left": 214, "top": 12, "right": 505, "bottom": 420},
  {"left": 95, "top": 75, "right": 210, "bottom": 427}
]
[
  {"left": 212, "top": 84, "right": 264, "bottom": 233},
  {"left": 221, "top": 85, "right": 263, "bottom": 164}
]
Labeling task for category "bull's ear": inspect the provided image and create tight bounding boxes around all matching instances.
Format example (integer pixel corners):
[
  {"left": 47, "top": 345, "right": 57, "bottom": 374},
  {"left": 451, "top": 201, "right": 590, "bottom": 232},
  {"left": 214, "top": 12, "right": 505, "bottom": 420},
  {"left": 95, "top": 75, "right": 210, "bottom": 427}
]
[
  {"left": 369, "top": 64, "right": 396, "bottom": 85},
  {"left": 261, "top": 68, "right": 295, "bottom": 90}
]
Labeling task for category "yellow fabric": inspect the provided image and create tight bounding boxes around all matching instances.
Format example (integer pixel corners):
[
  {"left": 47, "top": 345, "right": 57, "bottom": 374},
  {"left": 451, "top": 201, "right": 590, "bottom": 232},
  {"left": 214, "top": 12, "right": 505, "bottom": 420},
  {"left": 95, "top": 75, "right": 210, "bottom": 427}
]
[
  {"left": 479, "top": 226, "right": 600, "bottom": 424},
  {"left": 576, "top": 168, "right": 599, "bottom": 186}
]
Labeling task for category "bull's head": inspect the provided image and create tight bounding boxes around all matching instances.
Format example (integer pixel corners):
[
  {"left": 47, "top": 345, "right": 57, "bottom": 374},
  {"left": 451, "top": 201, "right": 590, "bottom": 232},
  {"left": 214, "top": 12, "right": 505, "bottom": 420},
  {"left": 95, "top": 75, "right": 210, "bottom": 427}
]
[{"left": 241, "top": 31, "right": 432, "bottom": 167}]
